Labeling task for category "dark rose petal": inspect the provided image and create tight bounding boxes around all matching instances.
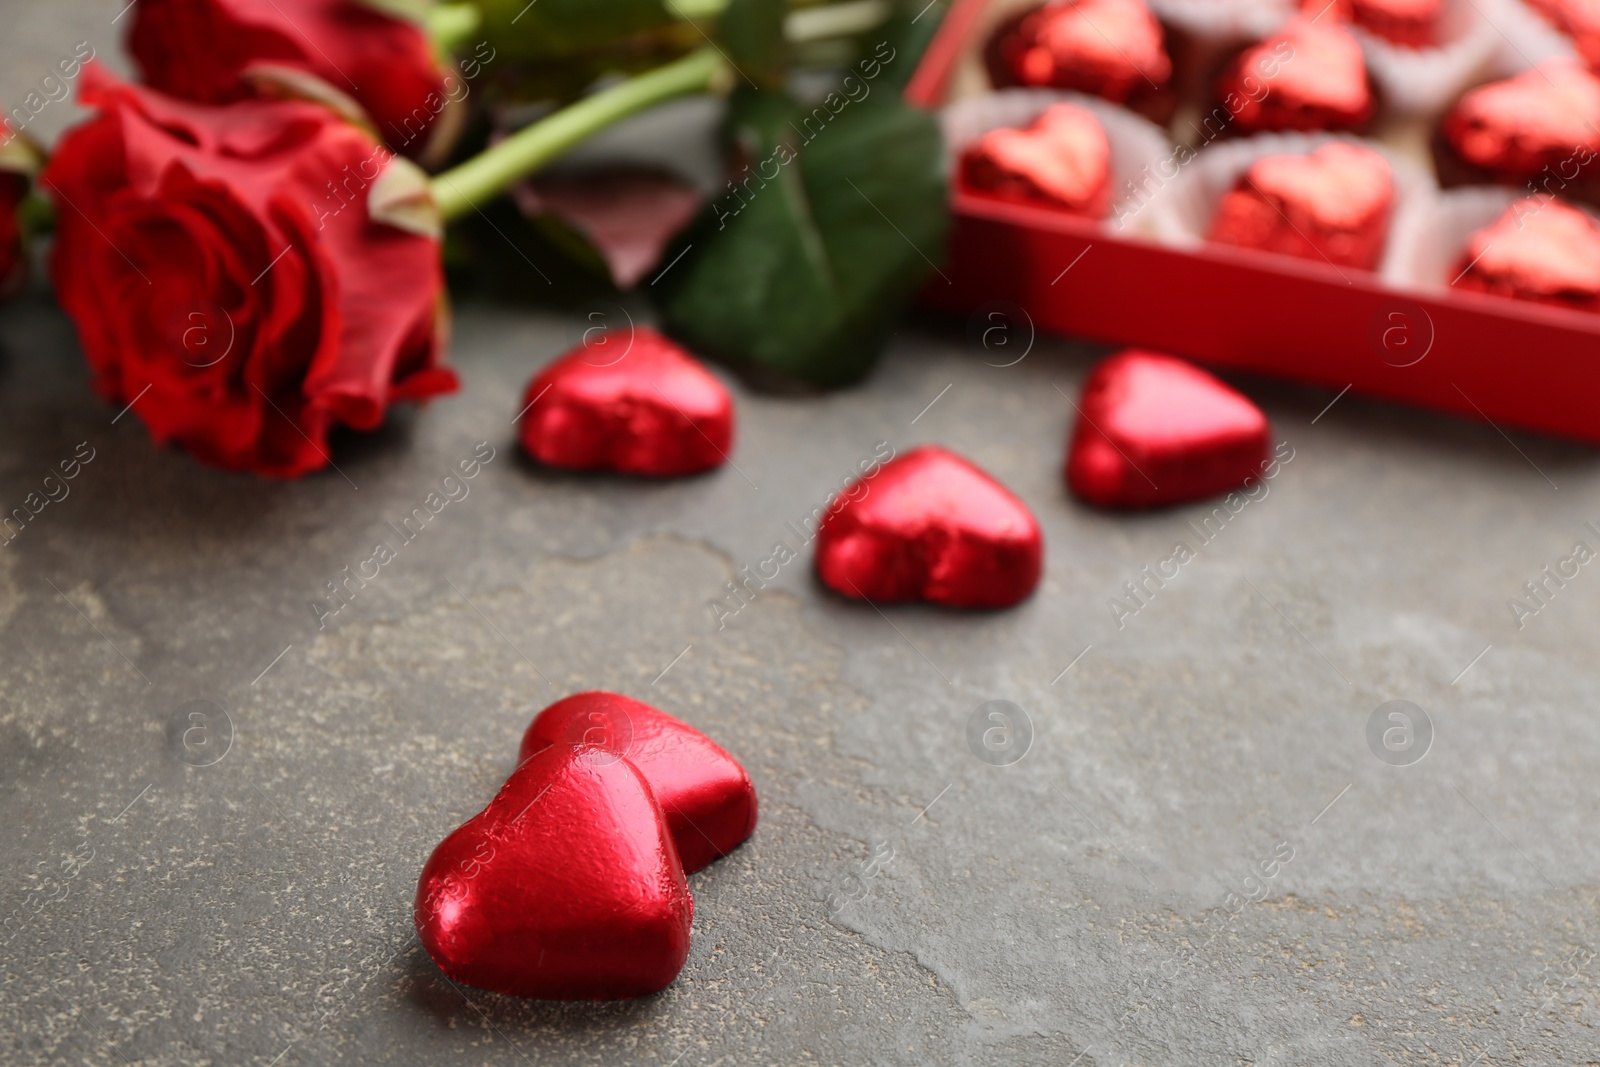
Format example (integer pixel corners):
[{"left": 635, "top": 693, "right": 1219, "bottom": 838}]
[{"left": 513, "top": 167, "right": 703, "bottom": 290}]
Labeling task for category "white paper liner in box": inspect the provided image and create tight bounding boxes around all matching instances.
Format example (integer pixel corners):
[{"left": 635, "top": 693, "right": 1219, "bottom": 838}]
[
  {"left": 1375, "top": 184, "right": 1600, "bottom": 293},
  {"left": 1384, "top": 185, "right": 1514, "bottom": 289},
  {"left": 1355, "top": 0, "right": 1499, "bottom": 116},
  {"left": 1145, "top": 0, "right": 1294, "bottom": 44},
  {"left": 1146, "top": 130, "right": 1438, "bottom": 277},
  {"left": 1485, "top": 0, "right": 1578, "bottom": 76},
  {"left": 941, "top": 89, "right": 1178, "bottom": 237}
]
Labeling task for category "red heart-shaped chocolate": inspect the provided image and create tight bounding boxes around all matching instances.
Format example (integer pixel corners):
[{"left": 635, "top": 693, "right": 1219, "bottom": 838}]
[
  {"left": 1066, "top": 351, "right": 1271, "bottom": 509},
  {"left": 1441, "top": 60, "right": 1600, "bottom": 184},
  {"left": 1219, "top": 18, "right": 1374, "bottom": 133},
  {"left": 1309, "top": 0, "right": 1442, "bottom": 47},
  {"left": 960, "top": 102, "right": 1113, "bottom": 218},
  {"left": 415, "top": 746, "right": 692, "bottom": 1000},
  {"left": 814, "top": 445, "right": 1043, "bottom": 609},
  {"left": 519, "top": 326, "right": 734, "bottom": 477},
  {"left": 1454, "top": 197, "right": 1600, "bottom": 310},
  {"left": 1527, "top": 0, "right": 1600, "bottom": 70},
  {"left": 1208, "top": 143, "right": 1394, "bottom": 270},
  {"left": 518, "top": 692, "right": 757, "bottom": 874},
  {"left": 985, "top": 0, "right": 1172, "bottom": 103}
]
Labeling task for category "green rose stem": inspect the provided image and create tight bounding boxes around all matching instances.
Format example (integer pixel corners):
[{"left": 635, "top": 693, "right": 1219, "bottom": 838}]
[
  {"left": 429, "top": 47, "right": 726, "bottom": 223},
  {"left": 664, "top": 0, "right": 727, "bottom": 17},
  {"left": 426, "top": 3, "right": 483, "bottom": 56},
  {"left": 785, "top": 0, "right": 893, "bottom": 42},
  {"left": 668, "top": 0, "right": 891, "bottom": 41}
]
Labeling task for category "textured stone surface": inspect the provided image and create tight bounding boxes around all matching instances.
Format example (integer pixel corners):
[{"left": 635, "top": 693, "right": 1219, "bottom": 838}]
[
  {"left": 3, "top": 282, "right": 1600, "bottom": 1065},
  {"left": 4, "top": 6, "right": 1600, "bottom": 1066}
]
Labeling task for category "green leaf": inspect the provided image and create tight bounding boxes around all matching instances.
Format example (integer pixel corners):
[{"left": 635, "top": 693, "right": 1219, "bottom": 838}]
[
  {"left": 658, "top": 86, "right": 948, "bottom": 386},
  {"left": 720, "top": 0, "right": 788, "bottom": 89},
  {"left": 876, "top": 0, "right": 951, "bottom": 92},
  {"left": 478, "top": 0, "right": 676, "bottom": 59}
]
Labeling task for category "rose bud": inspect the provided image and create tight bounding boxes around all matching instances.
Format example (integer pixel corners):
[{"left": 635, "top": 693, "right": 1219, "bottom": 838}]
[
  {"left": 1306, "top": 0, "right": 1442, "bottom": 48},
  {"left": 1525, "top": 0, "right": 1600, "bottom": 69},
  {"left": 128, "top": 0, "right": 453, "bottom": 158},
  {"left": 1217, "top": 18, "right": 1375, "bottom": 133},
  {"left": 984, "top": 0, "right": 1172, "bottom": 106},
  {"left": 959, "top": 102, "right": 1112, "bottom": 218},
  {"left": 1208, "top": 142, "right": 1395, "bottom": 270},
  {"left": 42, "top": 66, "right": 455, "bottom": 477},
  {"left": 1453, "top": 197, "right": 1600, "bottom": 310},
  {"left": 1437, "top": 60, "right": 1600, "bottom": 191}
]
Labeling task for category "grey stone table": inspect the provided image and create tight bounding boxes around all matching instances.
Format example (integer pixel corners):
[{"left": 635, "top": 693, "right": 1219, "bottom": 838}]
[
  {"left": 5, "top": 4, "right": 1600, "bottom": 1062},
  {"left": 3, "top": 277, "right": 1600, "bottom": 1067}
]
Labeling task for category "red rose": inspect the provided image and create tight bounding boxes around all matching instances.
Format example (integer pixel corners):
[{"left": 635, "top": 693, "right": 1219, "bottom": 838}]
[
  {"left": 42, "top": 66, "right": 455, "bottom": 477},
  {"left": 129, "top": 0, "right": 451, "bottom": 156}
]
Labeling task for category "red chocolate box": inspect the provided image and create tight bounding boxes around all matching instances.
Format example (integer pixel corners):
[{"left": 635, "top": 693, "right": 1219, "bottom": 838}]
[{"left": 909, "top": 0, "right": 1600, "bottom": 445}]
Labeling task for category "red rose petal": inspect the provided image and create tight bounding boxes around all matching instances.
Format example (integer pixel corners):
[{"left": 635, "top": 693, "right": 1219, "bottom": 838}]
[
  {"left": 129, "top": 0, "right": 447, "bottom": 156},
  {"left": 959, "top": 102, "right": 1113, "bottom": 218},
  {"left": 518, "top": 692, "right": 757, "bottom": 874},
  {"left": 415, "top": 745, "right": 693, "bottom": 1001},
  {"left": 1207, "top": 143, "right": 1394, "bottom": 270},
  {"left": 42, "top": 66, "right": 453, "bottom": 478},
  {"left": 815, "top": 446, "right": 1043, "bottom": 609},
  {"left": 519, "top": 327, "right": 734, "bottom": 477},
  {"left": 1066, "top": 351, "right": 1271, "bottom": 509}
]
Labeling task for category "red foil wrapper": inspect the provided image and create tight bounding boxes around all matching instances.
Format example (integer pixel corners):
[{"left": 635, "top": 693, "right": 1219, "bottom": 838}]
[
  {"left": 1453, "top": 197, "right": 1600, "bottom": 310},
  {"left": 415, "top": 746, "right": 694, "bottom": 1000},
  {"left": 1217, "top": 18, "right": 1375, "bottom": 133},
  {"left": 1526, "top": 0, "right": 1600, "bottom": 69},
  {"left": 1440, "top": 61, "right": 1600, "bottom": 185},
  {"left": 1207, "top": 142, "right": 1395, "bottom": 270},
  {"left": 518, "top": 692, "right": 757, "bottom": 875},
  {"left": 1307, "top": 0, "right": 1443, "bottom": 48},
  {"left": 1066, "top": 351, "right": 1273, "bottom": 509},
  {"left": 959, "top": 102, "right": 1113, "bottom": 217},
  {"left": 985, "top": 0, "right": 1172, "bottom": 103},
  {"left": 814, "top": 445, "right": 1043, "bottom": 609},
  {"left": 519, "top": 326, "right": 734, "bottom": 476}
]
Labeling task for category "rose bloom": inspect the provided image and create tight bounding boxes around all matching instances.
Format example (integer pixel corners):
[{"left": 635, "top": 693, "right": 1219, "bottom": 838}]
[
  {"left": 129, "top": 0, "right": 450, "bottom": 154},
  {"left": 43, "top": 67, "right": 455, "bottom": 477}
]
